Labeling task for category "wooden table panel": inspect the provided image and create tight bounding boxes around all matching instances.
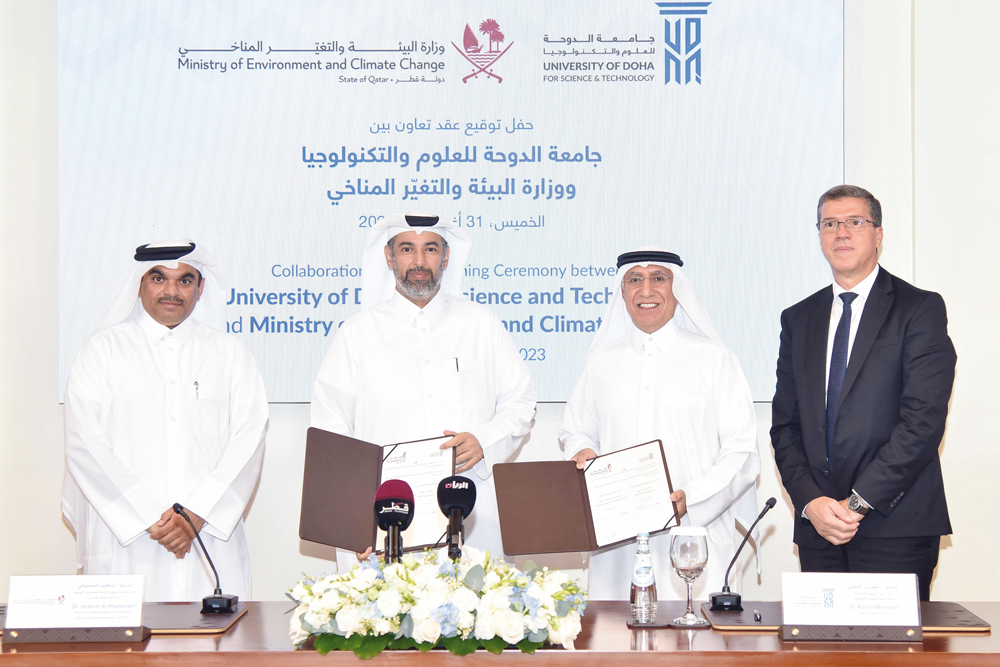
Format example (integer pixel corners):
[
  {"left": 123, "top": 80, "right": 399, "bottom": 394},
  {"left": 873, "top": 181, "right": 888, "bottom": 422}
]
[{"left": 1, "top": 601, "right": 996, "bottom": 666}]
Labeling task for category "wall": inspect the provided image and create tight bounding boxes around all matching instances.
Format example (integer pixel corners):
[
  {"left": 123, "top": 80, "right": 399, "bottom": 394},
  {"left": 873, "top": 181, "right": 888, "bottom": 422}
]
[{"left": 2, "top": 0, "right": 998, "bottom": 601}]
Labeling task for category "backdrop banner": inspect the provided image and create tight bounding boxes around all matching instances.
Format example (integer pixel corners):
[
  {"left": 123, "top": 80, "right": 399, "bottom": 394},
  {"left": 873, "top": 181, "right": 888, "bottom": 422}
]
[{"left": 58, "top": 0, "right": 843, "bottom": 401}]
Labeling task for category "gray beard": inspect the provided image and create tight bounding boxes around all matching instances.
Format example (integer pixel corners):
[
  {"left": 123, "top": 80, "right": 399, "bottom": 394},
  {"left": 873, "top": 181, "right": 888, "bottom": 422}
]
[{"left": 392, "top": 259, "right": 443, "bottom": 302}]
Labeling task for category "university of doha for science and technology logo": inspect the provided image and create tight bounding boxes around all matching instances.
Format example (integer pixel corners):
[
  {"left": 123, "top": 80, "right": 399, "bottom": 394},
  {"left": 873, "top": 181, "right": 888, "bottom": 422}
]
[
  {"left": 453, "top": 19, "right": 513, "bottom": 83},
  {"left": 655, "top": 1, "right": 711, "bottom": 84}
]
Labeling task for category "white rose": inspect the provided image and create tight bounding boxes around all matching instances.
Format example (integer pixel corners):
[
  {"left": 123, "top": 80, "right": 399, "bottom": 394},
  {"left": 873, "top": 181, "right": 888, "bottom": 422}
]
[
  {"left": 350, "top": 568, "right": 378, "bottom": 590},
  {"left": 457, "top": 610, "right": 475, "bottom": 632},
  {"left": 304, "top": 608, "right": 329, "bottom": 633},
  {"left": 496, "top": 608, "right": 525, "bottom": 645},
  {"left": 541, "top": 577, "right": 564, "bottom": 597},
  {"left": 420, "top": 579, "right": 449, "bottom": 609},
  {"left": 474, "top": 609, "right": 496, "bottom": 640},
  {"left": 383, "top": 562, "right": 407, "bottom": 583},
  {"left": 291, "top": 582, "right": 311, "bottom": 603},
  {"left": 335, "top": 605, "right": 362, "bottom": 637},
  {"left": 413, "top": 564, "right": 439, "bottom": 589},
  {"left": 376, "top": 588, "right": 402, "bottom": 618},
  {"left": 483, "top": 571, "right": 501, "bottom": 588},
  {"left": 549, "top": 612, "right": 581, "bottom": 649},
  {"left": 526, "top": 584, "right": 553, "bottom": 611},
  {"left": 452, "top": 586, "right": 480, "bottom": 613},
  {"left": 289, "top": 608, "right": 311, "bottom": 645},
  {"left": 373, "top": 618, "right": 392, "bottom": 636},
  {"left": 412, "top": 616, "right": 442, "bottom": 645},
  {"left": 481, "top": 587, "right": 511, "bottom": 611}
]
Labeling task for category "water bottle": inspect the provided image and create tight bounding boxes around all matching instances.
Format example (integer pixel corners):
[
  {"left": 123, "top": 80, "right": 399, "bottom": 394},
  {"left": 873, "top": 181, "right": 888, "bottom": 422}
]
[{"left": 630, "top": 532, "right": 657, "bottom": 624}]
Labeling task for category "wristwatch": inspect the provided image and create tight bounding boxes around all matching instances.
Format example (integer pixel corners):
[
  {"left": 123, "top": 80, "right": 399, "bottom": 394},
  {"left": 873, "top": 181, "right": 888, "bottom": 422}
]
[{"left": 847, "top": 492, "right": 870, "bottom": 516}]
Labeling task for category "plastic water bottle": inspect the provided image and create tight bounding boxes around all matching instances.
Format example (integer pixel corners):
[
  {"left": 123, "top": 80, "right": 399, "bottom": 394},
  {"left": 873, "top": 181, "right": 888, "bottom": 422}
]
[{"left": 630, "top": 532, "right": 657, "bottom": 624}]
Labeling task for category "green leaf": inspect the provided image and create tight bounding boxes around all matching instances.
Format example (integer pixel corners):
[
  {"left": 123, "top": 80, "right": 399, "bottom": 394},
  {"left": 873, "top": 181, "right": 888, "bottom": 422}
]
[
  {"left": 387, "top": 636, "right": 419, "bottom": 650},
  {"left": 556, "top": 599, "right": 571, "bottom": 617},
  {"left": 416, "top": 639, "right": 438, "bottom": 653},
  {"left": 517, "top": 638, "right": 545, "bottom": 654},
  {"left": 341, "top": 633, "right": 364, "bottom": 651},
  {"left": 527, "top": 628, "right": 548, "bottom": 643},
  {"left": 481, "top": 636, "right": 509, "bottom": 654},
  {"left": 464, "top": 564, "right": 486, "bottom": 592},
  {"left": 313, "top": 633, "right": 344, "bottom": 655},
  {"left": 441, "top": 636, "right": 480, "bottom": 656},
  {"left": 354, "top": 634, "right": 389, "bottom": 660}
]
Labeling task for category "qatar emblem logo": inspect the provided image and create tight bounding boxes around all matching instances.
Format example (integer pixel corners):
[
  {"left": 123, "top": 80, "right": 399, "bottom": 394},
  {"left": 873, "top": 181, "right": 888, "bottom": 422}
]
[{"left": 452, "top": 19, "right": 513, "bottom": 83}]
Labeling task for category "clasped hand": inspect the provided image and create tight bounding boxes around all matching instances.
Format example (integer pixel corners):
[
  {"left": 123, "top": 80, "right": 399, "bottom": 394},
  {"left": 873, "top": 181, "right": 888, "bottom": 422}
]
[
  {"left": 805, "top": 496, "right": 865, "bottom": 545},
  {"left": 148, "top": 507, "right": 205, "bottom": 559}
]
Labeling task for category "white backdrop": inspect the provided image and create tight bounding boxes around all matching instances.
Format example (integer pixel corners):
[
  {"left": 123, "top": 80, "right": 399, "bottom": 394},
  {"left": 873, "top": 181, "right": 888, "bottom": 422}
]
[{"left": 57, "top": 0, "right": 842, "bottom": 401}]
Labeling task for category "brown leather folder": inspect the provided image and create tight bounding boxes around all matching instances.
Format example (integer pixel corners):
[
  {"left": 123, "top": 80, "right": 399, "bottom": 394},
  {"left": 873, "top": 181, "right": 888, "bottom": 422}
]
[
  {"left": 299, "top": 428, "right": 383, "bottom": 553},
  {"left": 494, "top": 440, "right": 678, "bottom": 555},
  {"left": 298, "top": 428, "right": 456, "bottom": 554}
]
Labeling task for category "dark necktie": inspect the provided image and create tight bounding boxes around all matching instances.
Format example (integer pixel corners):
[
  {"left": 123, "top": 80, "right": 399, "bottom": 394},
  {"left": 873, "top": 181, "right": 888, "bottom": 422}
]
[{"left": 826, "top": 292, "right": 858, "bottom": 469}]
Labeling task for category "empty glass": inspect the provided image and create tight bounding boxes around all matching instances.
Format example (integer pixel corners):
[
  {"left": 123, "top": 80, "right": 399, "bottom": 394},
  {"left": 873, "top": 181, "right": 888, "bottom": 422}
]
[{"left": 669, "top": 526, "right": 710, "bottom": 627}]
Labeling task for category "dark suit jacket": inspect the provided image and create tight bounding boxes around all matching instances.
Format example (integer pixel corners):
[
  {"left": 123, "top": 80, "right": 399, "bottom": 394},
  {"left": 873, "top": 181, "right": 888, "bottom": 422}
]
[{"left": 771, "top": 267, "right": 956, "bottom": 549}]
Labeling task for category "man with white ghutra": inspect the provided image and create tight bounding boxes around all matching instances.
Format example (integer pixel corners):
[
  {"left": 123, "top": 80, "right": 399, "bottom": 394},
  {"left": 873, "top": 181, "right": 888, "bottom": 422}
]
[
  {"left": 560, "top": 247, "right": 760, "bottom": 600},
  {"left": 311, "top": 212, "right": 536, "bottom": 570},
  {"left": 62, "top": 241, "right": 268, "bottom": 601}
]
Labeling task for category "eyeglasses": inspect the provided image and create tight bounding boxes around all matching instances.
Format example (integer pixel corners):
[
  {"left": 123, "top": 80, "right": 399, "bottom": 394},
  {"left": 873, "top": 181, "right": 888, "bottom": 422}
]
[
  {"left": 816, "top": 217, "right": 878, "bottom": 234},
  {"left": 623, "top": 273, "right": 672, "bottom": 287}
]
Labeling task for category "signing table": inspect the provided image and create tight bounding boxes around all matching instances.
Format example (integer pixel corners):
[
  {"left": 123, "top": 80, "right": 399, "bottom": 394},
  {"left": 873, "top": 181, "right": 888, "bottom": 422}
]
[{"left": 1, "top": 601, "right": 997, "bottom": 666}]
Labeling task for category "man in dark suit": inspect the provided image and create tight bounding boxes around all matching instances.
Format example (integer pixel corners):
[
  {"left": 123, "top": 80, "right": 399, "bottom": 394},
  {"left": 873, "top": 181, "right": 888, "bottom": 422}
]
[{"left": 771, "top": 185, "right": 956, "bottom": 601}]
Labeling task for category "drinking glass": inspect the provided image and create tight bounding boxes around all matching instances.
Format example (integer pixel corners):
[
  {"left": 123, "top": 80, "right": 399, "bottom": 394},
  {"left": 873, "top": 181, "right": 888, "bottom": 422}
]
[{"left": 669, "top": 527, "right": 710, "bottom": 627}]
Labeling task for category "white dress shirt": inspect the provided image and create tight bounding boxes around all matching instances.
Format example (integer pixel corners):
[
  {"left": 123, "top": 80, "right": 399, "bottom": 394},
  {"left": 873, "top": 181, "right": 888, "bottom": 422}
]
[
  {"left": 62, "top": 309, "right": 268, "bottom": 601},
  {"left": 312, "top": 289, "right": 536, "bottom": 562},
  {"left": 560, "top": 318, "right": 759, "bottom": 600},
  {"left": 825, "top": 264, "right": 880, "bottom": 397}
]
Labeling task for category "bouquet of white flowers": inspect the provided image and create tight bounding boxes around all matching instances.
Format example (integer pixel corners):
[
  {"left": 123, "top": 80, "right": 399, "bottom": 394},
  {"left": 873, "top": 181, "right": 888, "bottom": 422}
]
[{"left": 289, "top": 547, "right": 587, "bottom": 659}]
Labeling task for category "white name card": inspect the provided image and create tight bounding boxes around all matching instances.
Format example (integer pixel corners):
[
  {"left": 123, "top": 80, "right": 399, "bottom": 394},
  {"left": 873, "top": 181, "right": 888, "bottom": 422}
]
[
  {"left": 782, "top": 572, "right": 920, "bottom": 627},
  {"left": 6, "top": 575, "right": 144, "bottom": 629}
]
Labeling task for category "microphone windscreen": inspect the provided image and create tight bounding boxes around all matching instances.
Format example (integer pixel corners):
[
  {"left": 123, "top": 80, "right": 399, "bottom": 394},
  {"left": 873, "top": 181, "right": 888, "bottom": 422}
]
[
  {"left": 765, "top": 497, "right": 777, "bottom": 508},
  {"left": 374, "top": 479, "right": 415, "bottom": 530},
  {"left": 376, "top": 479, "right": 414, "bottom": 503},
  {"left": 437, "top": 476, "right": 477, "bottom": 519}
]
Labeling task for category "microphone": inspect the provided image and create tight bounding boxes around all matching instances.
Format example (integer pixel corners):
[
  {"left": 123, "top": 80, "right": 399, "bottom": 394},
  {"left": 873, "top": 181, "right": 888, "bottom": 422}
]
[
  {"left": 437, "top": 476, "right": 476, "bottom": 561},
  {"left": 709, "top": 497, "right": 777, "bottom": 612},
  {"left": 172, "top": 503, "right": 237, "bottom": 614},
  {"left": 374, "top": 480, "right": 414, "bottom": 563}
]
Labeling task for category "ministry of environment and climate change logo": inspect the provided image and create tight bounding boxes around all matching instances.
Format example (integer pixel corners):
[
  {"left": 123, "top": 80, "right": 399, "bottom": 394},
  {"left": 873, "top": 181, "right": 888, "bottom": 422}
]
[
  {"left": 655, "top": 1, "right": 711, "bottom": 84},
  {"left": 453, "top": 19, "right": 513, "bottom": 83}
]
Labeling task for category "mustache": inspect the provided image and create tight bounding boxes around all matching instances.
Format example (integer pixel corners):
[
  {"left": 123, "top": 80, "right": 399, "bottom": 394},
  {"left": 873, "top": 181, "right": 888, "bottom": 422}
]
[
  {"left": 158, "top": 296, "right": 184, "bottom": 304},
  {"left": 405, "top": 266, "right": 433, "bottom": 278}
]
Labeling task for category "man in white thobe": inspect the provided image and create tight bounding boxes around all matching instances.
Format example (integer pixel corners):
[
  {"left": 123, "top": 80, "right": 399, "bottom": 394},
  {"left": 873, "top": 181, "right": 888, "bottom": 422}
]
[
  {"left": 312, "top": 212, "right": 535, "bottom": 568},
  {"left": 62, "top": 241, "right": 268, "bottom": 601},
  {"left": 560, "top": 247, "right": 759, "bottom": 601}
]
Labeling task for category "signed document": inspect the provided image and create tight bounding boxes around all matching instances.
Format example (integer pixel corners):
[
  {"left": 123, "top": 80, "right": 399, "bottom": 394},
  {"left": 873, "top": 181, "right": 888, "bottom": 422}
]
[
  {"left": 379, "top": 435, "right": 455, "bottom": 551},
  {"left": 584, "top": 440, "right": 678, "bottom": 548}
]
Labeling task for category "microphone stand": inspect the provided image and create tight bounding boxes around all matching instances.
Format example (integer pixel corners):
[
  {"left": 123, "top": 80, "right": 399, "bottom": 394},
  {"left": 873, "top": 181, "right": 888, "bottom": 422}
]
[
  {"left": 173, "top": 503, "right": 238, "bottom": 613},
  {"left": 709, "top": 498, "right": 776, "bottom": 612}
]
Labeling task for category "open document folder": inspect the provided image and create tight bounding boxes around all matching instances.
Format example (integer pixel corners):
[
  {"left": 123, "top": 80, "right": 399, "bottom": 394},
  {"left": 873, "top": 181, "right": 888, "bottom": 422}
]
[
  {"left": 299, "top": 428, "right": 455, "bottom": 554},
  {"left": 494, "top": 440, "right": 680, "bottom": 555}
]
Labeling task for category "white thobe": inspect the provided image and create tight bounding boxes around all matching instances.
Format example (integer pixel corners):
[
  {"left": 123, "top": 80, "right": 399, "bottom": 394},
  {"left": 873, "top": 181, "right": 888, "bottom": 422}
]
[
  {"left": 62, "top": 309, "right": 268, "bottom": 601},
  {"left": 311, "top": 290, "right": 536, "bottom": 566},
  {"left": 560, "top": 319, "right": 759, "bottom": 601}
]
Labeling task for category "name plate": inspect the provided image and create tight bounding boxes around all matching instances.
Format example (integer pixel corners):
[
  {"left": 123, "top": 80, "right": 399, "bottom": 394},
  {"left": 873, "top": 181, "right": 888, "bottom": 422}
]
[
  {"left": 4, "top": 575, "right": 146, "bottom": 643},
  {"left": 781, "top": 572, "right": 922, "bottom": 641}
]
